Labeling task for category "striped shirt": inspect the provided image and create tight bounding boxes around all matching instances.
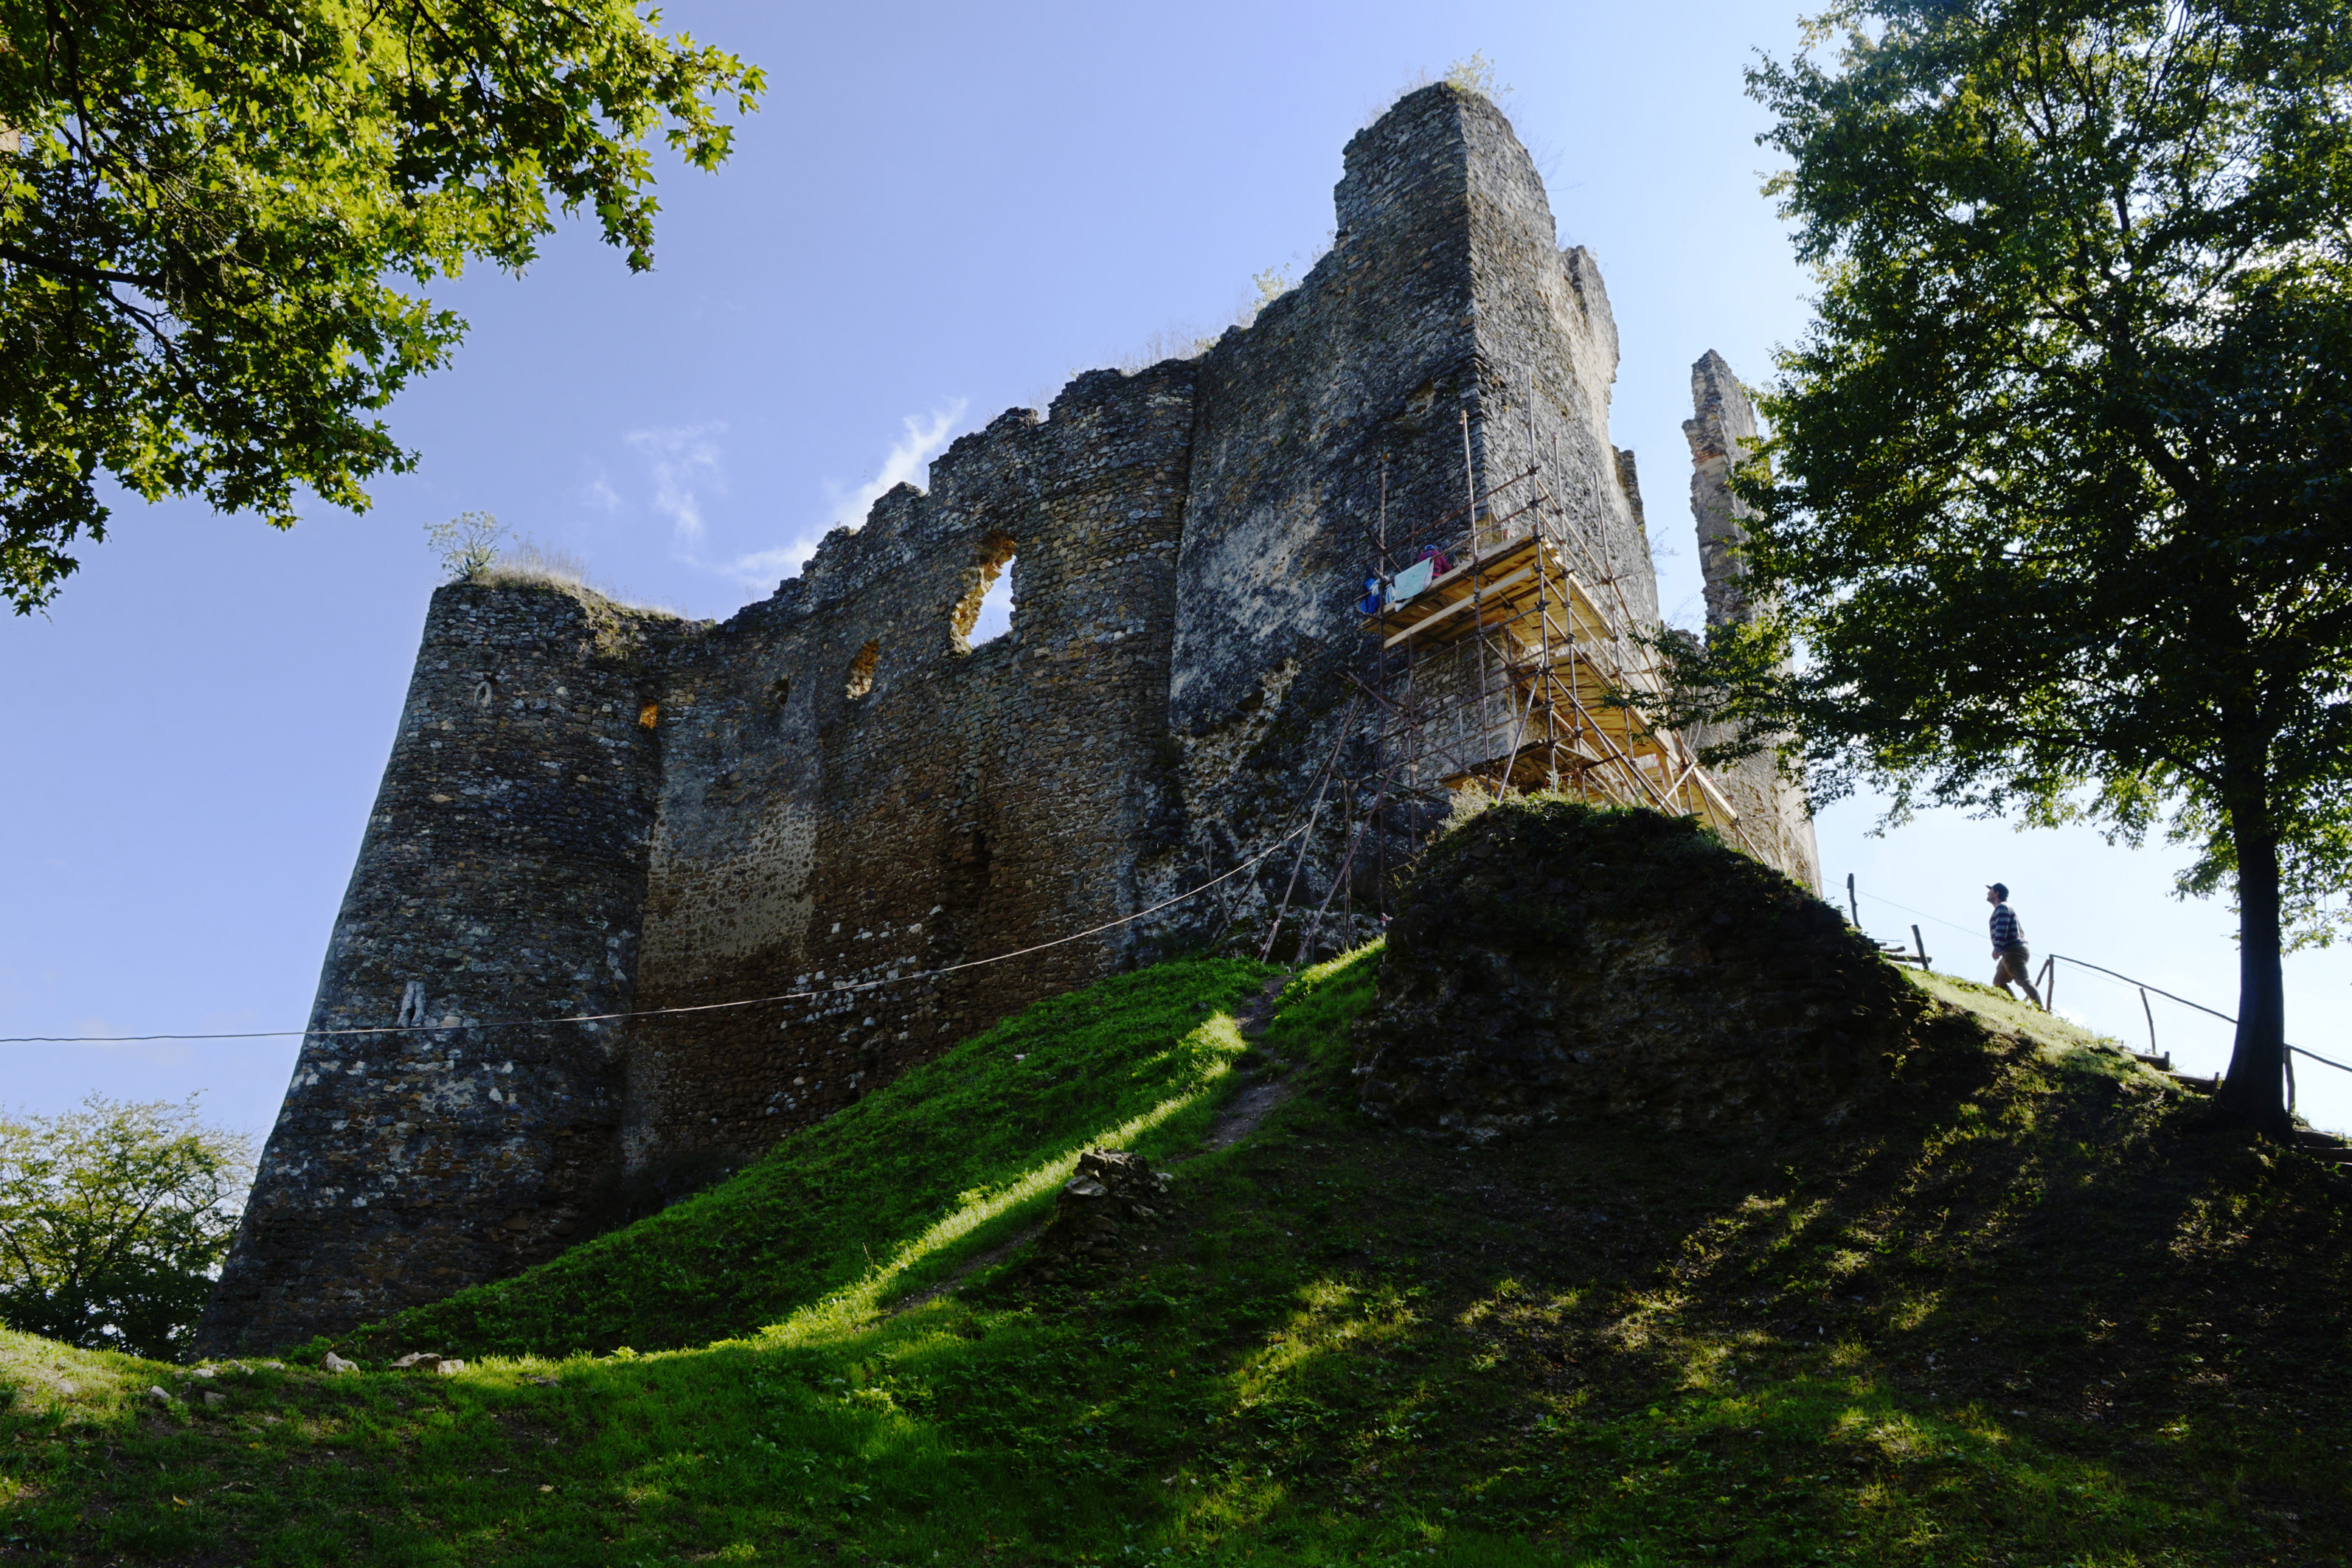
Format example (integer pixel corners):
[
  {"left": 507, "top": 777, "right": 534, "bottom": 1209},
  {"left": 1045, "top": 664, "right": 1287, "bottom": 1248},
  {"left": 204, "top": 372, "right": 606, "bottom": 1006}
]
[{"left": 1988, "top": 903, "right": 2024, "bottom": 950}]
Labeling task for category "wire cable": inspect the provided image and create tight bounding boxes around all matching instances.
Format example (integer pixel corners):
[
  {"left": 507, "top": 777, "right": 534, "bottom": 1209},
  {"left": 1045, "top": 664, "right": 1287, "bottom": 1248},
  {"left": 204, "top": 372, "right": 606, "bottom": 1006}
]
[
  {"left": 0, "top": 823, "right": 1314, "bottom": 1046},
  {"left": 24, "top": 851, "right": 2350, "bottom": 1076},
  {"left": 1855, "top": 887, "right": 1982, "bottom": 941}
]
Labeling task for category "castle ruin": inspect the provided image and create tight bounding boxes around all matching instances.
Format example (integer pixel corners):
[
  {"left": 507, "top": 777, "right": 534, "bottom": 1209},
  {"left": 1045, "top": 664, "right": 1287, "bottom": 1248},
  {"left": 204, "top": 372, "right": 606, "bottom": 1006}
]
[{"left": 198, "top": 84, "right": 1819, "bottom": 1353}]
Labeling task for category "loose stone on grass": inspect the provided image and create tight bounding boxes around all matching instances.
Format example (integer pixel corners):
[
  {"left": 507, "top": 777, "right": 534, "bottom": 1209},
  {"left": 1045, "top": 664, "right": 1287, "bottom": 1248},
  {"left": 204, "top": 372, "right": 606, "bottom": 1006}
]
[{"left": 1033, "top": 1149, "right": 1171, "bottom": 1272}]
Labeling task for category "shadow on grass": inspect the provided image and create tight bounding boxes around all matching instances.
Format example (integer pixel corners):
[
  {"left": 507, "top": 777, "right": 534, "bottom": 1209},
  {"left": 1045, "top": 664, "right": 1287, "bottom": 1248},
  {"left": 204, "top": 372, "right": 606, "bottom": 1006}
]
[{"left": 7, "top": 947, "right": 2351, "bottom": 1566}]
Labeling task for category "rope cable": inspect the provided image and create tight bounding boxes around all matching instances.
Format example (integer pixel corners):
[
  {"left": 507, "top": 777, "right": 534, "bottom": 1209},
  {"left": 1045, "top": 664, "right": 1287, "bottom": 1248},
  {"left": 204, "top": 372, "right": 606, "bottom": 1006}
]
[
  {"left": 0, "top": 822, "right": 1314, "bottom": 1046},
  {"left": 21, "top": 851, "right": 2350, "bottom": 1077}
]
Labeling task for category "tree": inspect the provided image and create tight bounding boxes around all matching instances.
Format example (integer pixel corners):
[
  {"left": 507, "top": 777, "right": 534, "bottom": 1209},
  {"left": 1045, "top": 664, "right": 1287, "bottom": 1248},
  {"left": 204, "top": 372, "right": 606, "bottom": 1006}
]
[
  {"left": 0, "top": 1, "right": 763, "bottom": 613},
  {"left": 0, "top": 1097, "right": 252, "bottom": 1359},
  {"left": 1677, "top": 0, "right": 2352, "bottom": 1137},
  {"left": 425, "top": 507, "right": 504, "bottom": 579}
]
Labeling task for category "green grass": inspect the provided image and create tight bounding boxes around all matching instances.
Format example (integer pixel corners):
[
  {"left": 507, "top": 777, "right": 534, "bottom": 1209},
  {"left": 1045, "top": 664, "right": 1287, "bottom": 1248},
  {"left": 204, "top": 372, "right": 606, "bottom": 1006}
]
[
  {"left": 5, "top": 946, "right": 2351, "bottom": 1566},
  {"left": 355, "top": 956, "right": 1272, "bottom": 1359}
]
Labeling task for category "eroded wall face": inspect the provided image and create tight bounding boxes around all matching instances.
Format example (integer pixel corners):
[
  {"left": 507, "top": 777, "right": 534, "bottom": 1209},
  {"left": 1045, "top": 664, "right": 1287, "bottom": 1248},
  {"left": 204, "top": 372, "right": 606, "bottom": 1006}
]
[
  {"left": 1686, "top": 350, "right": 1761, "bottom": 631},
  {"left": 1163, "top": 89, "right": 1485, "bottom": 944},
  {"left": 1459, "top": 103, "right": 1657, "bottom": 628},
  {"left": 200, "top": 587, "right": 683, "bottom": 1352},
  {"left": 1683, "top": 350, "right": 1824, "bottom": 892},
  {"left": 1162, "top": 86, "right": 1666, "bottom": 943},
  {"left": 617, "top": 366, "right": 1196, "bottom": 1169}
]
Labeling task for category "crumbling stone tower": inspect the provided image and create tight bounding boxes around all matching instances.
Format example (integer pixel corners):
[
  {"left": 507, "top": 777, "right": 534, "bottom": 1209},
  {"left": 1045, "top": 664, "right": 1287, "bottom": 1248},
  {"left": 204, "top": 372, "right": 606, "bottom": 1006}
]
[
  {"left": 1688, "top": 349, "right": 1764, "bottom": 628},
  {"left": 200, "top": 84, "right": 1818, "bottom": 1353},
  {"left": 1681, "top": 351, "right": 1823, "bottom": 886}
]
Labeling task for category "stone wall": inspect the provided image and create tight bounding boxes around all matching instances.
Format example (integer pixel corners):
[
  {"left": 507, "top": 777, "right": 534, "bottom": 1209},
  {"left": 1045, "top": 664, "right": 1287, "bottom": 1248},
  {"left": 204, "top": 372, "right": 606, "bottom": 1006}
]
[
  {"left": 204, "top": 83, "right": 1826, "bottom": 1351},
  {"left": 1682, "top": 351, "right": 1823, "bottom": 891},
  {"left": 1159, "top": 86, "right": 1662, "bottom": 945},
  {"left": 1161, "top": 85, "right": 1488, "bottom": 943},
  {"left": 1356, "top": 799, "right": 1918, "bottom": 1143},
  {"left": 201, "top": 585, "right": 690, "bottom": 1351},
  {"left": 1686, "top": 350, "right": 1759, "bottom": 630},
  {"left": 618, "top": 364, "right": 1197, "bottom": 1171}
]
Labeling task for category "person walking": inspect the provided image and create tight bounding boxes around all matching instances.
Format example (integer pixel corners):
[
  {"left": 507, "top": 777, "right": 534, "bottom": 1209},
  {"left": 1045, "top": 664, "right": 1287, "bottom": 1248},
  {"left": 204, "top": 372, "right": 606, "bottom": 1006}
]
[{"left": 1985, "top": 882, "right": 2044, "bottom": 1009}]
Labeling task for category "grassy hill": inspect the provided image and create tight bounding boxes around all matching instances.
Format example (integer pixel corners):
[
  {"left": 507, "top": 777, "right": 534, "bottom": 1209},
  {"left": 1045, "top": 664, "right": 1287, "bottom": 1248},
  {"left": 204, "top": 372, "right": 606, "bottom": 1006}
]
[{"left": 4, "top": 943, "right": 2350, "bottom": 1566}]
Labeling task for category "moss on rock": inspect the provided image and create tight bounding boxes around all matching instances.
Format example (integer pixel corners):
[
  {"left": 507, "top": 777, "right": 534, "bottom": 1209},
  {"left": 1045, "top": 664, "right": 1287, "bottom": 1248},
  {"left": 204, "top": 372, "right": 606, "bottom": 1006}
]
[{"left": 1357, "top": 797, "right": 1929, "bottom": 1142}]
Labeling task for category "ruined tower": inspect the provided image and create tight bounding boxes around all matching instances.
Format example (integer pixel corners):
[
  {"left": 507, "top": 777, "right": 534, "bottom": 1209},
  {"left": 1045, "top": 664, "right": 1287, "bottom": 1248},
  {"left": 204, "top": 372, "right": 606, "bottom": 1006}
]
[
  {"left": 200, "top": 84, "right": 1819, "bottom": 1353},
  {"left": 1686, "top": 349, "right": 1762, "bottom": 628},
  {"left": 199, "top": 589, "right": 691, "bottom": 1346},
  {"left": 1680, "top": 350, "right": 1824, "bottom": 887}
]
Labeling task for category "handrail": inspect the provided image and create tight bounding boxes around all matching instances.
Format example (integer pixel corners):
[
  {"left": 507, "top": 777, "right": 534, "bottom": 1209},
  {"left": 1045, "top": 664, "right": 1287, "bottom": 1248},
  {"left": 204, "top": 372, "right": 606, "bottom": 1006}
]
[
  {"left": 1852, "top": 884, "right": 2351, "bottom": 1078},
  {"left": 2048, "top": 953, "right": 2352, "bottom": 1075}
]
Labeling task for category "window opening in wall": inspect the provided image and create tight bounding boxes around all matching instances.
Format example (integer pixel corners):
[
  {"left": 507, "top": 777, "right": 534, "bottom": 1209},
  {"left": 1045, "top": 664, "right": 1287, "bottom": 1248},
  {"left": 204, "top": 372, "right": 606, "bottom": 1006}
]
[
  {"left": 769, "top": 674, "right": 791, "bottom": 704},
  {"left": 951, "top": 533, "right": 1018, "bottom": 652},
  {"left": 639, "top": 702, "right": 659, "bottom": 729},
  {"left": 845, "top": 640, "right": 879, "bottom": 700}
]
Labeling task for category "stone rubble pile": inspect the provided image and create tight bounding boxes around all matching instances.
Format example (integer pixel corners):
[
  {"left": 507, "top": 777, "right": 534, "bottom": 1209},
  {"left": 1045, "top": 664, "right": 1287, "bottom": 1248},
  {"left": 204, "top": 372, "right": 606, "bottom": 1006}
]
[
  {"left": 1033, "top": 1149, "right": 1170, "bottom": 1275},
  {"left": 1359, "top": 799, "right": 1928, "bottom": 1144}
]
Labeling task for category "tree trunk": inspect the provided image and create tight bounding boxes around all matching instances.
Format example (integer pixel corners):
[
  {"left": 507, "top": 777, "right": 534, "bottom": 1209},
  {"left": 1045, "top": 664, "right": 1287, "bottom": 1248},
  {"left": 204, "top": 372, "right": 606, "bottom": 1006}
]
[{"left": 2215, "top": 792, "right": 2292, "bottom": 1139}]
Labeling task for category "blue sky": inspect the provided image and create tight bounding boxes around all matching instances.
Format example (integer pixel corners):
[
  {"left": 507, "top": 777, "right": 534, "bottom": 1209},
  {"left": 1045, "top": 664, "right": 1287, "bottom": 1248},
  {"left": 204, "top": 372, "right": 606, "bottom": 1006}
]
[{"left": 7, "top": 0, "right": 2348, "bottom": 1142}]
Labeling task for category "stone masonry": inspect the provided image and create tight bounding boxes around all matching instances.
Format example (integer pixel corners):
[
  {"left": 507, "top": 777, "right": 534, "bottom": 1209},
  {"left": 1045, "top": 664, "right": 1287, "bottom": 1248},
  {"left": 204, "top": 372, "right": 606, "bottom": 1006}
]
[
  {"left": 1687, "top": 349, "right": 1761, "bottom": 628},
  {"left": 1681, "top": 351, "right": 1823, "bottom": 887},
  {"left": 200, "top": 588, "right": 693, "bottom": 1348},
  {"left": 199, "top": 84, "right": 1819, "bottom": 1353},
  {"left": 1356, "top": 799, "right": 1917, "bottom": 1144}
]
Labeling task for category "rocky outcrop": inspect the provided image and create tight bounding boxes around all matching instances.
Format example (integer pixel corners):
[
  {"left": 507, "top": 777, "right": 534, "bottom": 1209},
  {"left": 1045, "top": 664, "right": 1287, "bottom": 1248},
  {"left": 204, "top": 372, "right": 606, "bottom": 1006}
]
[{"left": 1356, "top": 799, "right": 1925, "bottom": 1143}]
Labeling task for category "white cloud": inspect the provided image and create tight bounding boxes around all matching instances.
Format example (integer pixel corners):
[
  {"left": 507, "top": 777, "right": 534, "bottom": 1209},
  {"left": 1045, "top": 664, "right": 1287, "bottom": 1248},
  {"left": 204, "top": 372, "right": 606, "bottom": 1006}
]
[
  {"left": 625, "top": 423, "right": 728, "bottom": 550},
  {"left": 718, "top": 544, "right": 812, "bottom": 589},
  {"left": 577, "top": 472, "right": 622, "bottom": 513},
  {"left": 824, "top": 401, "right": 967, "bottom": 533},
  {"left": 713, "top": 401, "right": 969, "bottom": 596}
]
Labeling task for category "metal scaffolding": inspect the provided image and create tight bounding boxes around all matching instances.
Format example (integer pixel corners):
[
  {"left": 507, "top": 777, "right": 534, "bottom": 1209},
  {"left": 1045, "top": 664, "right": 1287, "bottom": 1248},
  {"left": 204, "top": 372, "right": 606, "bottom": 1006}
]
[{"left": 1263, "top": 407, "right": 1778, "bottom": 962}]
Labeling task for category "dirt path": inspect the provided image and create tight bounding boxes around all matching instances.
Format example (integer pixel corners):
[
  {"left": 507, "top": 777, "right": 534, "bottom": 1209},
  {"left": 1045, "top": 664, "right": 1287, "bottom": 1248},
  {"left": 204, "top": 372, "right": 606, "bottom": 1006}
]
[
  {"left": 885, "top": 974, "right": 1300, "bottom": 1317},
  {"left": 886, "top": 1224, "right": 1045, "bottom": 1316},
  {"left": 1196, "top": 973, "right": 1298, "bottom": 1154}
]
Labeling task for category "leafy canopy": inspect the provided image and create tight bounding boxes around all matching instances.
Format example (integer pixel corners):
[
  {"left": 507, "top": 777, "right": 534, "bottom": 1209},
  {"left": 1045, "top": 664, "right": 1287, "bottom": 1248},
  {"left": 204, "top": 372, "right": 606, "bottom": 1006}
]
[
  {"left": 0, "top": 0, "right": 763, "bottom": 612},
  {"left": 0, "top": 1096, "right": 252, "bottom": 1360},
  {"left": 1673, "top": 0, "right": 2352, "bottom": 1132}
]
